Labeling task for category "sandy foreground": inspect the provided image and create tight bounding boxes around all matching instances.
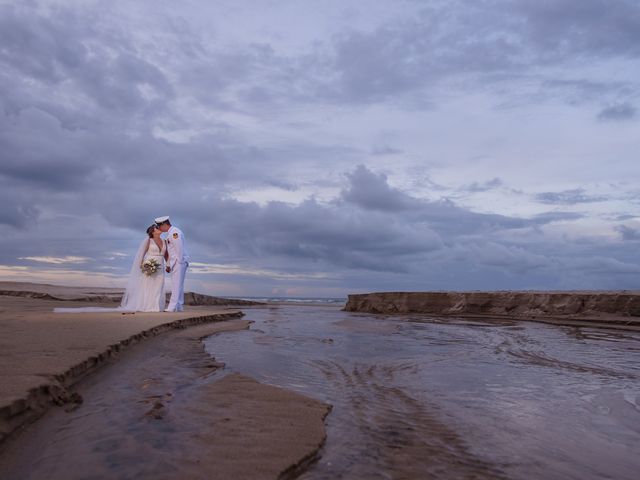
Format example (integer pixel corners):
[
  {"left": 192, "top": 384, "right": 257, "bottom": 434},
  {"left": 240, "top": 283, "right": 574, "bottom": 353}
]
[
  {"left": 0, "top": 296, "right": 243, "bottom": 437},
  {"left": 0, "top": 285, "right": 331, "bottom": 479}
]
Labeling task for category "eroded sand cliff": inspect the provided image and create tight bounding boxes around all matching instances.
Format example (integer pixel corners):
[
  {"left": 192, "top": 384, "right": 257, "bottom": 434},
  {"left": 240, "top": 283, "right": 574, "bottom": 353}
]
[{"left": 344, "top": 291, "right": 640, "bottom": 328}]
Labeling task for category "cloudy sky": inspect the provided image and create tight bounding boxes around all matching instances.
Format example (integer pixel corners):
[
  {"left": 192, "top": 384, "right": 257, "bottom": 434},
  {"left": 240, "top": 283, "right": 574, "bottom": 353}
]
[{"left": 1, "top": 0, "right": 639, "bottom": 297}]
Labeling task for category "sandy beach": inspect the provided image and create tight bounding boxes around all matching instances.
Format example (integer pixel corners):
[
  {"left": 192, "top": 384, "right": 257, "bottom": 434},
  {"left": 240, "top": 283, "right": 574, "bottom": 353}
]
[
  {"left": 2, "top": 282, "right": 639, "bottom": 479},
  {"left": 0, "top": 283, "right": 331, "bottom": 479}
]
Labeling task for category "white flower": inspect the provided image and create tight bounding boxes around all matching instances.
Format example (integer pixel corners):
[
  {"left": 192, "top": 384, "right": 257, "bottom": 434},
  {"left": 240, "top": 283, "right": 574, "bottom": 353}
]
[{"left": 141, "top": 258, "right": 161, "bottom": 276}]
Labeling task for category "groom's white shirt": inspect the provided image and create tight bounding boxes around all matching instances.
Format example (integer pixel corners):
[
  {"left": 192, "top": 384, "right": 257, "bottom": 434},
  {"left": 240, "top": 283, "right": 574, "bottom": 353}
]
[{"left": 166, "top": 225, "right": 190, "bottom": 270}]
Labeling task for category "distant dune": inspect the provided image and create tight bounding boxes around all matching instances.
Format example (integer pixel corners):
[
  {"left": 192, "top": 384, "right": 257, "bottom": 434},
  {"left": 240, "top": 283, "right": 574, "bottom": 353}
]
[{"left": 0, "top": 282, "right": 262, "bottom": 306}]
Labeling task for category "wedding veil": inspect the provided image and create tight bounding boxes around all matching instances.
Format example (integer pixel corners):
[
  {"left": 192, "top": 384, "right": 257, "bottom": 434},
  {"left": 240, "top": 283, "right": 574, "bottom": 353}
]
[
  {"left": 120, "top": 237, "right": 150, "bottom": 311},
  {"left": 54, "top": 237, "right": 149, "bottom": 313}
]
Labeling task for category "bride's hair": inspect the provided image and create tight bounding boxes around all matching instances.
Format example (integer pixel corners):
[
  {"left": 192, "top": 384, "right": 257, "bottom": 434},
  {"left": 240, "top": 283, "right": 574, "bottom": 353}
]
[{"left": 146, "top": 225, "right": 157, "bottom": 238}]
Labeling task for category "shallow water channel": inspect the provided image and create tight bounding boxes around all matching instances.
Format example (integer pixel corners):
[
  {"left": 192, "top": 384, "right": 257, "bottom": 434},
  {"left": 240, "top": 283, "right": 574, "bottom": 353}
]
[{"left": 205, "top": 305, "right": 640, "bottom": 480}]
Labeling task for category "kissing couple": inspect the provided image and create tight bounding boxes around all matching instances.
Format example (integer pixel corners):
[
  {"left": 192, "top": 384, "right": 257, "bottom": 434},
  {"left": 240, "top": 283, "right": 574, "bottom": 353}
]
[
  {"left": 121, "top": 216, "right": 190, "bottom": 312},
  {"left": 55, "top": 216, "right": 190, "bottom": 314}
]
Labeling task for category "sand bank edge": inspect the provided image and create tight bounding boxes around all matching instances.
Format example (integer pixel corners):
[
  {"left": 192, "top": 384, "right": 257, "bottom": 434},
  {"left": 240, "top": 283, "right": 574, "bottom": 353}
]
[{"left": 0, "top": 311, "right": 244, "bottom": 444}]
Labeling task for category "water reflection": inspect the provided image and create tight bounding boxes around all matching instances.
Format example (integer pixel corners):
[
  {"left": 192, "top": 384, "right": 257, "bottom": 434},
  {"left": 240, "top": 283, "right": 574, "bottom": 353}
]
[{"left": 205, "top": 305, "right": 640, "bottom": 480}]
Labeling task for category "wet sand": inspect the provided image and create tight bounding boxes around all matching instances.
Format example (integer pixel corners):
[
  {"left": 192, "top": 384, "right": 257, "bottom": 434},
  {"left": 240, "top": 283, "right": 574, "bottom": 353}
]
[
  {"left": 0, "top": 294, "right": 243, "bottom": 443},
  {"left": 0, "top": 319, "right": 331, "bottom": 479},
  {"left": 207, "top": 305, "right": 640, "bottom": 479}
]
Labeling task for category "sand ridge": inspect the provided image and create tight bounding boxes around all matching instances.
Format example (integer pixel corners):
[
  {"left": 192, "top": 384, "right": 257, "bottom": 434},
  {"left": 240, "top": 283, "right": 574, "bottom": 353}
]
[{"left": 0, "top": 294, "right": 244, "bottom": 443}]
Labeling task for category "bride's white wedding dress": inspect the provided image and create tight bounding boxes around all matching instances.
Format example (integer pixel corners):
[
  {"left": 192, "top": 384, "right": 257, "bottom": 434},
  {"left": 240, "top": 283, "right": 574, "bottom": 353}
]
[
  {"left": 123, "top": 239, "right": 166, "bottom": 312},
  {"left": 55, "top": 238, "right": 166, "bottom": 313}
]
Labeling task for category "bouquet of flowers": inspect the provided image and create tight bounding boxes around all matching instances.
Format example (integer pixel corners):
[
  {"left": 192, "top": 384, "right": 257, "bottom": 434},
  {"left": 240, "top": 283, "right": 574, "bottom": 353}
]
[{"left": 141, "top": 258, "right": 161, "bottom": 276}]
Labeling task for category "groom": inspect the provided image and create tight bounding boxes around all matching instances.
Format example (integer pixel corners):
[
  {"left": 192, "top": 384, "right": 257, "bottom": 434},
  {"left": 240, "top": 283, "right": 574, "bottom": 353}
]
[{"left": 155, "top": 216, "right": 190, "bottom": 312}]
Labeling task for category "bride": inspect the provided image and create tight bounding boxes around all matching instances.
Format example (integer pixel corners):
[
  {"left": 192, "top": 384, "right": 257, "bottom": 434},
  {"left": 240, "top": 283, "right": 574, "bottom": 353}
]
[
  {"left": 55, "top": 224, "right": 167, "bottom": 313},
  {"left": 121, "top": 224, "right": 168, "bottom": 312}
]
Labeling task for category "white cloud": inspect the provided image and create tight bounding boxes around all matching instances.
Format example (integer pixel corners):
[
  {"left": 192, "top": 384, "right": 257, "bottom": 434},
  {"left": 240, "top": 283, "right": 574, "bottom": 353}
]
[
  {"left": 0, "top": 265, "right": 123, "bottom": 287},
  {"left": 18, "top": 256, "right": 90, "bottom": 264},
  {"left": 189, "top": 262, "right": 333, "bottom": 280}
]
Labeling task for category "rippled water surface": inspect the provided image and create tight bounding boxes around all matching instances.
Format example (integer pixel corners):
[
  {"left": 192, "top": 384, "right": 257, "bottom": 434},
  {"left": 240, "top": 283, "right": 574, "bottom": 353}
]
[{"left": 205, "top": 305, "right": 640, "bottom": 480}]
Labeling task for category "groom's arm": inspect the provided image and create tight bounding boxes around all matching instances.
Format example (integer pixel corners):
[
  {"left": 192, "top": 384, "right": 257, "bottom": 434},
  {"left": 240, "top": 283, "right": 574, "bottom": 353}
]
[
  {"left": 164, "top": 240, "right": 171, "bottom": 272},
  {"left": 170, "top": 230, "right": 184, "bottom": 269}
]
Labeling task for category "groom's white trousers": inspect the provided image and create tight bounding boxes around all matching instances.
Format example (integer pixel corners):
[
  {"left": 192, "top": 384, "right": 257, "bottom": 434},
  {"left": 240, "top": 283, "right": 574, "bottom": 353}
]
[{"left": 167, "top": 262, "right": 188, "bottom": 312}]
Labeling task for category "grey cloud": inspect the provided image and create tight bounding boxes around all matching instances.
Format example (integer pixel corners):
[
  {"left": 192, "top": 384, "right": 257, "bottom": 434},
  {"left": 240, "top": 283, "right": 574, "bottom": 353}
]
[
  {"left": 0, "top": 100, "right": 289, "bottom": 198},
  {"left": 0, "top": 4, "right": 86, "bottom": 83},
  {"left": 212, "top": 197, "right": 443, "bottom": 273},
  {"left": 9, "top": 0, "right": 636, "bottom": 123},
  {"left": 330, "top": 28, "right": 429, "bottom": 103},
  {"left": 181, "top": 44, "right": 283, "bottom": 108},
  {"left": 616, "top": 225, "right": 640, "bottom": 241},
  {"left": 597, "top": 103, "right": 637, "bottom": 121},
  {"left": 463, "top": 177, "right": 503, "bottom": 192},
  {"left": 340, "top": 166, "right": 577, "bottom": 236},
  {"left": 371, "top": 145, "right": 403, "bottom": 156},
  {"left": 79, "top": 52, "right": 173, "bottom": 114},
  {"left": 11, "top": 163, "right": 577, "bottom": 280},
  {"left": 0, "top": 186, "right": 39, "bottom": 229},
  {"left": 456, "top": 242, "right": 554, "bottom": 273},
  {"left": 543, "top": 78, "right": 623, "bottom": 98},
  {"left": 264, "top": 178, "right": 299, "bottom": 191},
  {"left": 99, "top": 194, "right": 443, "bottom": 275},
  {"left": 567, "top": 255, "right": 640, "bottom": 275},
  {"left": 535, "top": 188, "right": 608, "bottom": 205},
  {"left": 341, "top": 165, "right": 419, "bottom": 212},
  {"left": 439, "top": 230, "right": 640, "bottom": 289},
  {"left": 8, "top": 0, "right": 637, "bottom": 128},
  {"left": 516, "top": 0, "right": 640, "bottom": 58},
  {"left": 0, "top": 108, "right": 99, "bottom": 189},
  {"left": 2, "top": 172, "right": 635, "bottom": 293},
  {"left": 9, "top": 168, "right": 441, "bottom": 276},
  {"left": 530, "top": 211, "right": 585, "bottom": 224},
  {"left": 318, "top": 0, "right": 640, "bottom": 105},
  {"left": 534, "top": 78, "right": 637, "bottom": 108},
  {"left": 0, "top": 4, "right": 173, "bottom": 117}
]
